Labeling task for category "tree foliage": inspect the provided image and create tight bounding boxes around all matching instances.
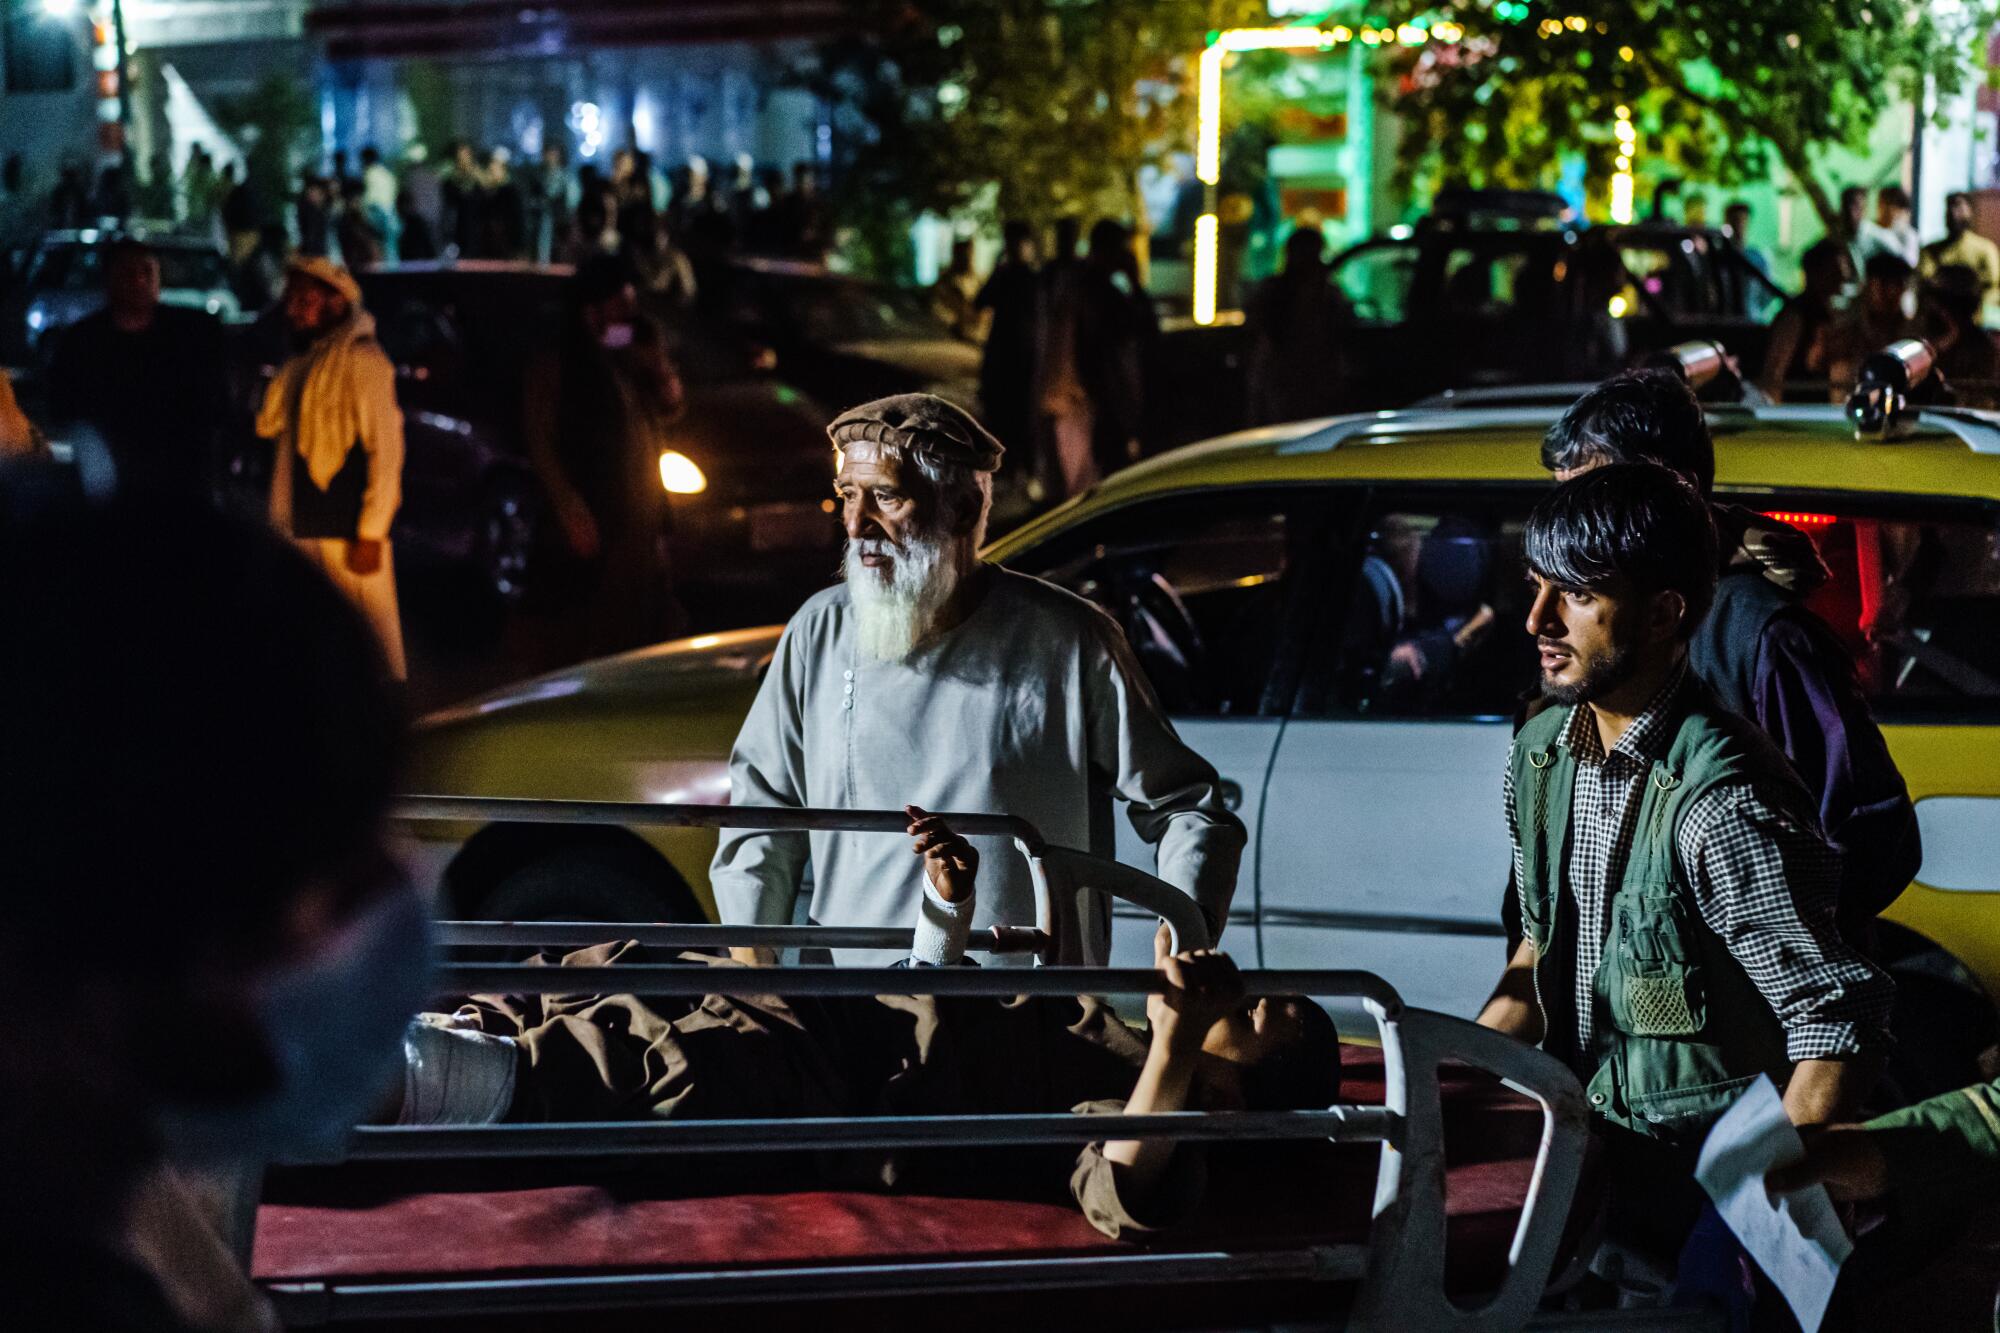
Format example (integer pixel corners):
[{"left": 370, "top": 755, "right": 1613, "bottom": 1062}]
[
  {"left": 1370, "top": 0, "right": 1996, "bottom": 231},
  {"left": 797, "top": 0, "right": 1265, "bottom": 272}
]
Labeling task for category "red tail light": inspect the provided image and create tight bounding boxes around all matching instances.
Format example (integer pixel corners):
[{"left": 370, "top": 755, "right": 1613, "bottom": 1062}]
[{"left": 1762, "top": 510, "right": 1838, "bottom": 529}]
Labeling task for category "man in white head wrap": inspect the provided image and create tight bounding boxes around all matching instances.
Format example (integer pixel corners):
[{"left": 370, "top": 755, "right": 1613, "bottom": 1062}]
[
  {"left": 257, "top": 256, "right": 407, "bottom": 677},
  {"left": 711, "top": 393, "right": 1244, "bottom": 966}
]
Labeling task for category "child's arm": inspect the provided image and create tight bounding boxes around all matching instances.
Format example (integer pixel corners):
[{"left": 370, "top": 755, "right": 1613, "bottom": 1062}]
[{"left": 1101, "top": 931, "right": 1244, "bottom": 1203}]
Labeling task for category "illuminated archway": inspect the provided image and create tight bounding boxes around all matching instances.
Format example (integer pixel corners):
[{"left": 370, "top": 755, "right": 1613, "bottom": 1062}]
[{"left": 1193, "top": 26, "right": 1357, "bottom": 324}]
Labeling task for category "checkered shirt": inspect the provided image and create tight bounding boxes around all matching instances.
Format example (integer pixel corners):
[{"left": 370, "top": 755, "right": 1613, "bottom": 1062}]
[{"left": 1504, "top": 662, "right": 1892, "bottom": 1063}]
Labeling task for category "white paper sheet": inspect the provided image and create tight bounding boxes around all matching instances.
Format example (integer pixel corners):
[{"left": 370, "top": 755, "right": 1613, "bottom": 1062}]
[{"left": 1694, "top": 1074, "right": 1854, "bottom": 1333}]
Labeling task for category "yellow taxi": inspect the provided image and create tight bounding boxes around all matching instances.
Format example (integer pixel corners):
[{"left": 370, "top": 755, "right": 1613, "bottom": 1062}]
[{"left": 403, "top": 397, "right": 2000, "bottom": 1095}]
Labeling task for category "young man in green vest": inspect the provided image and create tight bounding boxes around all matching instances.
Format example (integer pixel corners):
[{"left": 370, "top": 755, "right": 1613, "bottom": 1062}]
[
  {"left": 1531, "top": 368, "right": 1919, "bottom": 940},
  {"left": 1477, "top": 462, "right": 1894, "bottom": 1260}
]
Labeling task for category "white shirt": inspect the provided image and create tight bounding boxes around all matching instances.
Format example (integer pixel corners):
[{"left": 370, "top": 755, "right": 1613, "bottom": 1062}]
[
  {"left": 710, "top": 567, "right": 1245, "bottom": 964},
  {"left": 1860, "top": 220, "right": 1920, "bottom": 268}
]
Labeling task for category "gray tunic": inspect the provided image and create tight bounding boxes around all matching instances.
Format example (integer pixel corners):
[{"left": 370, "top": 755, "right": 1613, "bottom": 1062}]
[{"left": 710, "top": 567, "right": 1244, "bottom": 963}]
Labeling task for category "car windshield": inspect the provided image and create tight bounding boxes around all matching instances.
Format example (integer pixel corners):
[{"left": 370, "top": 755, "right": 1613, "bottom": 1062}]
[
  {"left": 1608, "top": 234, "right": 1784, "bottom": 322},
  {"left": 1334, "top": 242, "right": 1419, "bottom": 322},
  {"left": 39, "top": 243, "right": 229, "bottom": 293},
  {"left": 772, "top": 275, "right": 950, "bottom": 344},
  {"left": 1333, "top": 235, "right": 1560, "bottom": 323}
]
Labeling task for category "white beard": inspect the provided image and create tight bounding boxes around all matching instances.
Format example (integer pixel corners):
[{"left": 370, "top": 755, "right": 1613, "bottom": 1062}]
[{"left": 843, "top": 532, "right": 974, "bottom": 662}]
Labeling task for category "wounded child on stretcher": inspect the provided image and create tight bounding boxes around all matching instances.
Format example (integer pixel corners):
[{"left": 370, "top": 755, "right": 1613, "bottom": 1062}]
[{"left": 393, "top": 809, "right": 1341, "bottom": 1240}]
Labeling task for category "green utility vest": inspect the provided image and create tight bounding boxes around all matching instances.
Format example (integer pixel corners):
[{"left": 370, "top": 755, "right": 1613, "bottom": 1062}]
[{"left": 1514, "top": 687, "right": 1799, "bottom": 1146}]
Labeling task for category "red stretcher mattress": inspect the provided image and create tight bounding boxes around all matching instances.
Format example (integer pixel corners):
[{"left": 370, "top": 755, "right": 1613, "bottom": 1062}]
[{"left": 253, "top": 1045, "right": 1554, "bottom": 1297}]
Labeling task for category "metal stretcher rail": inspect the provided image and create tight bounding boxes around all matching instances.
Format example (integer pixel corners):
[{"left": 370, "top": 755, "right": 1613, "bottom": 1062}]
[
  {"left": 432, "top": 963, "right": 1406, "bottom": 1008},
  {"left": 271, "top": 798, "right": 1592, "bottom": 1330},
  {"left": 266, "top": 1248, "right": 1362, "bottom": 1323},
  {"left": 320, "top": 956, "right": 1582, "bottom": 1331},
  {"left": 348, "top": 1108, "right": 1399, "bottom": 1160},
  {"left": 396, "top": 796, "right": 1212, "bottom": 960},
  {"left": 436, "top": 920, "right": 1052, "bottom": 953},
  {"left": 395, "top": 796, "right": 1048, "bottom": 848}
]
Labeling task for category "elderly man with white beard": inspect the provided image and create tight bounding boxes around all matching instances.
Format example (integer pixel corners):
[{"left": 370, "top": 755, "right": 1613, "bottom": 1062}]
[{"left": 710, "top": 394, "right": 1244, "bottom": 966}]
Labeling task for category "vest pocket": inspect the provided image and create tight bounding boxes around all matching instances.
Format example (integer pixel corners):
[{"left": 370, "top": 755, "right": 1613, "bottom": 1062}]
[
  {"left": 1624, "top": 971, "right": 1701, "bottom": 1035},
  {"left": 1605, "top": 889, "right": 1707, "bottom": 1038},
  {"left": 1626, "top": 1071, "right": 1759, "bottom": 1141}
]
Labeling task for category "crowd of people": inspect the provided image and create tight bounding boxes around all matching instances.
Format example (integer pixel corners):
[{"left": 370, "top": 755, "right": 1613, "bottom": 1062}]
[
  {"left": 284, "top": 143, "right": 831, "bottom": 281},
  {"left": 4, "top": 142, "right": 834, "bottom": 321},
  {"left": 948, "top": 216, "right": 1160, "bottom": 502},
  {"left": 1742, "top": 186, "right": 2000, "bottom": 402}
]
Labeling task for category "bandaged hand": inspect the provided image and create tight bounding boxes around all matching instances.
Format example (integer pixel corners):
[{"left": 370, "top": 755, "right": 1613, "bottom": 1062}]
[{"left": 906, "top": 804, "right": 978, "bottom": 904}]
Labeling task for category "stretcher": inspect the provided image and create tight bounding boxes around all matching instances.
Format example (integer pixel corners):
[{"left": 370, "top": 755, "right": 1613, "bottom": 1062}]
[{"left": 246, "top": 800, "right": 1591, "bottom": 1330}]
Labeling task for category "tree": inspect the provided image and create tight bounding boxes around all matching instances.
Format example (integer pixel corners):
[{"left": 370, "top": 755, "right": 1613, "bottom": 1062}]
[
  {"left": 1369, "top": 1, "right": 1996, "bottom": 232},
  {"left": 796, "top": 0, "right": 1265, "bottom": 274}
]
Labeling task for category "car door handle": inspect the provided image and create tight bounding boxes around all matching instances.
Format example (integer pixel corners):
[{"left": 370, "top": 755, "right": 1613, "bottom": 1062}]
[{"left": 1217, "top": 779, "right": 1243, "bottom": 811}]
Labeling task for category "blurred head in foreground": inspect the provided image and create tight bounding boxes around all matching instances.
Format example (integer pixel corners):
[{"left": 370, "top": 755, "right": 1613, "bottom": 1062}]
[{"left": 0, "top": 468, "right": 421, "bottom": 1246}]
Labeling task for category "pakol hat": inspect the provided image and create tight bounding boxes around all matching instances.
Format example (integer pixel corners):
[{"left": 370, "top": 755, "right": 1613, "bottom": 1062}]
[
  {"left": 828, "top": 393, "right": 1004, "bottom": 473},
  {"left": 285, "top": 255, "right": 362, "bottom": 308}
]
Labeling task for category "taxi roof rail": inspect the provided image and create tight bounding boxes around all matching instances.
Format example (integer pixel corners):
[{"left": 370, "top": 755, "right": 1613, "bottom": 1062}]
[
  {"left": 1746, "top": 403, "right": 2000, "bottom": 454},
  {"left": 1915, "top": 406, "right": 2000, "bottom": 455},
  {"left": 1268, "top": 399, "right": 2000, "bottom": 458},
  {"left": 1275, "top": 406, "right": 1569, "bottom": 455}
]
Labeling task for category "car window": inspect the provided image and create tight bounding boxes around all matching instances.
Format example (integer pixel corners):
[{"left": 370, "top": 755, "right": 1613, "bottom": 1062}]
[
  {"left": 780, "top": 277, "right": 949, "bottom": 344},
  {"left": 1296, "top": 487, "right": 1540, "bottom": 719},
  {"left": 375, "top": 299, "right": 468, "bottom": 391},
  {"left": 33, "top": 244, "right": 226, "bottom": 293},
  {"left": 378, "top": 300, "right": 450, "bottom": 361},
  {"left": 154, "top": 248, "right": 229, "bottom": 292},
  {"left": 1333, "top": 242, "right": 1418, "bottom": 323},
  {"left": 1005, "top": 491, "right": 1314, "bottom": 717},
  {"left": 1610, "top": 235, "right": 1773, "bottom": 322},
  {"left": 1292, "top": 486, "right": 2000, "bottom": 723},
  {"left": 27, "top": 244, "right": 77, "bottom": 290},
  {"left": 1440, "top": 246, "right": 1547, "bottom": 317},
  {"left": 1754, "top": 495, "right": 2000, "bottom": 721}
]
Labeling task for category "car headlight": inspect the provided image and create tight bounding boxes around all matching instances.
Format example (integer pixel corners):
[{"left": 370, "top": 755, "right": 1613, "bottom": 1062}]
[
  {"left": 26, "top": 304, "right": 45, "bottom": 331},
  {"left": 659, "top": 449, "right": 707, "bottom": 495}
]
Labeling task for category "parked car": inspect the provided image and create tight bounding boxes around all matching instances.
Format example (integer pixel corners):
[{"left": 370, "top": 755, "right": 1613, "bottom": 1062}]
[
  {"left": 350, "top": 262, "right": 842, "bottom": 628},
  {"left": 692, "top": 255, "right": 982, "bottom": 411},
  {"left": 399, "top": 391, "right": 2000, "bottom": 1096},
  {"left": 1, "top": 225, "right": 240, "bottom": 363},
  {"left": 1325, "top": 192, "right": 1789, "bottom": 406}
]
